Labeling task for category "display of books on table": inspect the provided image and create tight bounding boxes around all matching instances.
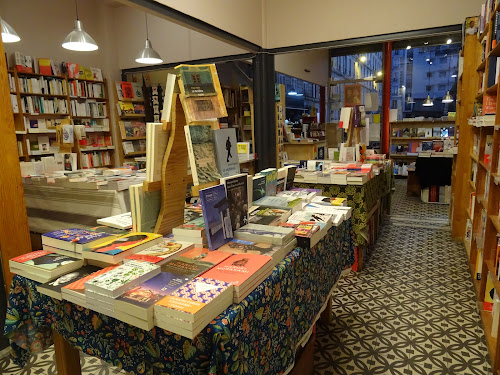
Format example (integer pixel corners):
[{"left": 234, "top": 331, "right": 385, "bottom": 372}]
[
  {"left": 253, "top": 195, "right": 302, "bottom": 213},
  {"left": 124, "top": 239, "right": 194, "bottom": 265},
  {"left": 217, "top": 238, "right": 297, "bottom": 266},
  {"left": 234, "top": 223, "right": 295, "bottom": 245},
  {"left": 303, "top": 203, "right": 352, "bottom": 221},
  {"left": 97, "top": 212, "right": 133, "bottom": 230},
  {"left": 9, "top": 250, "right": 84, "bottom": 283},
  {"left": 37, "top": 265, "right": 101, "bottom": 300},
  {"left": 248, "top": 207, "right": 291, "bottom": 225},
  {"left": 61, "top": 266, "right": 117, "bottom": 307},
  {"left": 42, "top": 228, "right": 113, "bottom": 254}
]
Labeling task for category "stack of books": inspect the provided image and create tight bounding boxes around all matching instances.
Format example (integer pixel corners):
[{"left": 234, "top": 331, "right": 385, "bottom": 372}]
[
  {"left": 288, "top": 211, "right": 342, "bottom": 227},
  {"left": 37, "top": 264, "right": 101, "bottom": 299},
  {"left": 234, "top": 223, "right": 295, "bottom": 245},
  {"left": 310, "top": 196, "right": 348, "bottom": 207},
  {"left": 177, "top": 247, "right": 232, "bottom": 266},
  {"left": 124, "top": 239, "right": 194, "bottom": 265},
  {"left": 41, "top": 228, "right": 113, "bottom": 258},
  {"left": 154, "top": 277, "right": 234, "bottom": 338},
  {"left": 202, "top": 253, "right": 273, "bottom": 303},
  {"left": 9, "top": 250, "right": 84, "bottom": 283},
  {"left": 84, "top": 260, "right": 160, "bottom": 317},
  {"left": 303, "top": 203, "right": 352, "bottom": 221},
  {"left": 96, "top": 212, "right": 133, "bottom": 230},
  {"left": 253, "top": 195, "right": 303, "bottom": 213},
  {"left": 172, "top": 217, "right": 207, "bottom": 247},
  {"left": 277, "top": 189, "right": 319, "bottom": 202},
  {"left": 248, "top": 207, "right": 291, "bottom": 225},
  {"left": 61, "top": 266, "right": 117, "bottom": 307},
  {"left": 82, "top": 232, "right": 163, "bottom": 265}
]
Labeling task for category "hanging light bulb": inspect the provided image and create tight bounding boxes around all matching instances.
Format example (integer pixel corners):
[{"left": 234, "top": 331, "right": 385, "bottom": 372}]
[
  {"left": 62, "top": 0, "right": 98, "bottom": 51},
  {"left": 423, "top": 95, "right": 434, "bottom": 107},
  {"left": 1, "top": 17, "right": 20, "bottom": 43},
  {"left": 406, "top": 96, "right": 415, "bottom": 104},
  {"left": 442, "top": 91, "right": 454, "bottom": 103},
  {"left": 136, "top": 13, "right": 163, "bottom": 64}
]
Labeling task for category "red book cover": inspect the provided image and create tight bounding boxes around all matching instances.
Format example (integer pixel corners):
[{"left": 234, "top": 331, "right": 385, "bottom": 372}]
[
  {"left": 180, "top": 248, "right": 231, "bottom": 265},
  {"left": 38, "top": 58, "right": 52, "bottom": 75},
  {"left": 104, "top": 136, "right": 112, "bottom": 146},
  {"left": 62, "top": 266, "right": 116, "bottom": 295},
  {"left": 65, "top": 62, "right": 79, "bottom": 79},
  {"left": 121, "top": 82, "right": 134, "bottom": 99},
  {"left": 201, "top": 253, "right": 272, "bottom": 287},
  {"left": 483, "top": 94, "right": 497, "bottom": 115},
  {"left": 11, "top": 250, "right": 52, "bottom": 263}
]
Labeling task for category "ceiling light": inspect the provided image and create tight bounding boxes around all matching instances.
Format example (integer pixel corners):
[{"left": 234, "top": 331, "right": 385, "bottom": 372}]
[
  {"left": 406, "top": 45, "right": 411, "bottom": 50},
  {"left": 288, "top": 90, "right": 297, "bottom": 96},
  {"left": 424, "top": 41, "right": 429, "bottom": 45},
  {"left": 377, "top": 71, "right": 383, "bottom": 77},
  {"left": 422, "top": 95, "right": 434, "bottom": 107},
  {"left": 442, "top": 91, "right": 454, "bottom": 103},
  {"left": 429, "top": 61, "right": 433, "bottom": 65},
  {"left": 446, "top": 39, "right": 452, "bottom": 44},
  {"left": 426, "top": 58, "right": 430, "bottom": 62},
  {"left": 295, "top": 93, "right": 303, "bottom": 97},
  {"left": 359, "top": 56, "right": 367, "bottom": 62},
  {"left": 0, "top": 17, "right": 20, "bottom": 43},
  {"left": 451, "top": 74, "right": 457, "bottom": 78},
  {"left": 406, "top": 96, "right": 415, "bottom": 104},
  {"left": 410, "top": 58, "right": 413, "bottom": 61},
  {"left": 136, "top": 13, "right": 163, "bottom": 65},
  {"left": 62, "top": 1, "right": 98, "bottom": 51}
]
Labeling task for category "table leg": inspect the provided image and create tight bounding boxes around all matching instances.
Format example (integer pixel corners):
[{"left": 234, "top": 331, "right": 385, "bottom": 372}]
[
  {"left": 320, "top": 296, "right": 332, "bottom": 325},
  {"left": 53, "top": 329, "right": 82, "bottom": 375}
]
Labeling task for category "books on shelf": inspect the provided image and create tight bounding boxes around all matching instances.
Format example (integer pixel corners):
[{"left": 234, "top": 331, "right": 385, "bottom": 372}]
[
  {"left": 184, "top": 125, "right": 221, "bottom": 185},
  {"left": 199, "top": 184, "right": 233, "bottom": 250},
  {"left": 82, "top": 232, "right": 163, "bottom": 264},
  {"left": 97, "top": 212, "right": 132, "bottom": 230},
  {"left": 9, "top": 250, "right": 84, "bottom": 283}
]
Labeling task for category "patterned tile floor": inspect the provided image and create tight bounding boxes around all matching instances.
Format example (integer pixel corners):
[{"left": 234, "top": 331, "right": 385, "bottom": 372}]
[
  {"left": 0, "top": 180, "right": 490, "bottom": 374},
  {"left": 313, "top": 179, "right": 492, "bottom": 375}
]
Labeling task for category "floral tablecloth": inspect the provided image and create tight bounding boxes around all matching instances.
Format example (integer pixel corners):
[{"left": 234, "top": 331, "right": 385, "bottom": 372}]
[
  {"left": 5, "top": 220, "right": 354, "bottom": 375},
  {"left": 294, "top": 167, "right": 394, "bottom": 247}
]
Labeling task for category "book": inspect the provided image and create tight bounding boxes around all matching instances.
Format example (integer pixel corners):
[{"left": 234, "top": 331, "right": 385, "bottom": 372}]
[
  {"left": 38, "top": 58, "right": 52, "bottom": 75},
  {"left": 161, "top": 258, "right": 214, "bottom": 280},
  {"left": 485, "top": 272, "right": 495, "bottom": 312},
  {"left": 91, "top": 67, "right": 103, "bottom": 81},
  {"left": 97, "top": 212, "right": 132, "bottom": 230},
  {"left": 177, "top": 64, "right": 217, "bottom": 97},
  {"left": 42, "top": 228, "right": 112, "bottom": 253},
  {"left": 285, "top": 166, "right": 297, "bottom": 190},
  {"left": 212, "top": 128, "right": 240, "bottom": 177},
  {"left": 84, "top": 260, "right": 160, "bottom": 298},
  {"left": 9, "top": 250, "right": 84, "bottom": 283},
  {"left": 260, "top": 168, "right": 278, "bottom": 196},
  {"left": 234, "top": 223, "right": 295, "bottom": 245},
  {"left": 37, "top": 265, "right": 100, "bottom": 300},
  {"left": 125, "top": 239, "right": 194, "bottom": 265},
  {"left": 83, "top": 232, "right": 163, "bottom": 264},
  {"left": 216, "top": 238, "right": 296, "bottom": 266},
  {"left": 485, "top": 135, "right": 494, "bottom": 165},
  {"left": 121, "top": 82, "right": 134, "bottom": 99},
  {"left": 184, "top": 125, "right": 221, "bottom": 185},
  {"left": 65, "top": 62, "right": 79, "bottom": 78},
  {"left": 253, "top": 195, "right": 302, "bottom": 213},
  {"left": 178, "top": 248, "right": 231, "bottom": 265},
  {"left": 252, "top": 175, "right": 266, "bottom": 202},
  {"left": 172, "top": 217, "right": 206, "bottom": 238},
  {"left": 199, "top": 184, "right": 233, "bottom": 250},
  {"left": 220, "top": 173, "right": 249, "bottom": 231},
  {"left": 61, "top": 266, "right": 117, "bottom": 306},
  {"left": 248, "top": 207, "right": 290, "bottom": 225}
]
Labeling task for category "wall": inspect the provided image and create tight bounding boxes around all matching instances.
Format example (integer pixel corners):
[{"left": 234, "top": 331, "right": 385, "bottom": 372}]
[
  {"left": 112, "top": 5, "right": 247, "bottom": 70},
  {"left": 264, "top": 0, "right": 484, "bottom": 49},
  {"left": 275, "top": 50, "right": 329, "bottom": 86},
  {"left": 150, "top": 0, "right": 263, "bottom": 47}
]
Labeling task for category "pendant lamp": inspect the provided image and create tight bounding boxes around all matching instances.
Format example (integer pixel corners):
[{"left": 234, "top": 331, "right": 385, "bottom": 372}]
[
  {"left": 442, "top": 91, "right": 454, "bottom": 103},
  {"left": 422, "top": 95, "right": 434, "bottom": 107},
  {"left": 1, "top": 17, "right": 20, "bottom": 43},
  {"left": 406, "top": 96, "right": 415, "bottom": 104},
  {"left": 136, "top": 13, "right": 163, "bottom": 64},
  {"left": 62, "top": 0, "right": 98, "bottom": 51}
]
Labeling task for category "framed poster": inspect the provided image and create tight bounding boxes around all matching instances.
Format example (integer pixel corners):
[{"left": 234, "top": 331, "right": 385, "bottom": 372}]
[{"left": 344, "top": 84, "right": 362, "bottom": 107}]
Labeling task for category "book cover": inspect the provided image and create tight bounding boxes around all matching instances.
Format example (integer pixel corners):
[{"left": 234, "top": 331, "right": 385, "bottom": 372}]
[
  {"left": 222, "top": 174, "right": 249, "bottom": 231},
  {"left": 179, "top": 248, "right": 231, "bottom": 265},
  {"left": 43, "top": 228, "right": 111, "bottom": 245},
  {"left": 38, "top": 58, "right": 52, "bottom": 75},
  {"left": 121, "top": 82, "right": 134, "bottom": 99},
  {"left": 91, "top": 67, "right": 103, "bottom": 81},
  {"left": 161, "top": 258, "right": 214, "bottom": 280},
  {"left": 174, "top": 217, "right": 206, "bottom": 234},
  {"left": 217, "top": 239, "right": 277, "bottom": 256},
  {"left": 10, "top": 251, "right": 80, "bottom": 269},
  {"left": 156, "top": 277, "right": 231, "bottom": 315},
  {"left": 485, "top": 273, "right": 495, "bottom": 311},
  {"left": 202, "top": 254, "right": 272, "bottom": 287},
  {"left": 126, "top": 240, "right": 193, "bottom": 264},
  {"left": 199, "top": 184, "right": 233, "bottom": 250},
  {"left": 234, "top": 223, "right": 294, "bottom": 245},
  {"left": 212, "top": 128, "right": 240, "bottom": 177},
  {"left": 62, "top": 266, "right": 117, "bottom": 295},
  {"left": 115, "top": 272, "right": 187, "bottom": 310},
  {"left": 288, "top": 211, "right": 332, "bottom": 224},
  {"left": 38, "top": 265, "right": 100, "bottom": 297},
  {"left": 131, "top": 82, "right": 143, "bottom": 99},
  {"left": 252, "top": 175, "right": 266, "bottom": 202},
  {"left": 119, "top": 102, "right": 135, "bottom": 115},
  {"left": 177, "top": 65, "right": 217, "bottom": 97},
  {"left": 184, "top": 125, "right": 221, "bottom": 185},
  {"left": 97, "top": 212, "right": 132, "bottom": 230},
  {"left": 85, "top": 232, "right": 162, "bottom": 256},
  {"left": 260, "top": 169, "right": 278, "bottom": 196},
  {"left": 483, "top": 94, "right": 497, "bottom": 114},
  {"left": 89, "top": 226, "right": 129, "bottom": 235},
  {"left": 65, "top": 62, "right": 79, "bottom": 78},
  {"left": 254, "top": 196, "right": 301, "bottom": 210}
]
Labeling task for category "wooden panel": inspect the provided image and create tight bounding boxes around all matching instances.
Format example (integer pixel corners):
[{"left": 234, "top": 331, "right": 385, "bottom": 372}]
[
  {"left": 0, "top": 40, "right": 31, "bottom": 293},
  {"left": 53, "top": 330, "right": 82, "bottom": 375}
]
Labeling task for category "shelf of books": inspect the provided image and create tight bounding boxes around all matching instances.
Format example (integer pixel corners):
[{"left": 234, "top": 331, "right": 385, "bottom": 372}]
[
  {"left": 114, "top": 81, "right": 146, "bottom": 165},
  {"left": 7, "top": 53, "right": 116, "bottom": 172},
  {"left": 452, "top": 5, "right": 500, "bottom": 372},
  {"left": 240, "top": 86, "right": 254, "bottom": 147}
]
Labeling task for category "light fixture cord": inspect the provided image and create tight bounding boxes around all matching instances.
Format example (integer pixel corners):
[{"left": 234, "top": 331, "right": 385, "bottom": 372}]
[
  {"left": 145, "top": 13, "right": 149, "bottom": 40},
  {"left": 75, "top": 0, "right": 79, "bottom": 20}
]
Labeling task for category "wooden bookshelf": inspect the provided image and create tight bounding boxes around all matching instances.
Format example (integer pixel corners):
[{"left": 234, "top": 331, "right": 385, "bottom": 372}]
[
  {"left": 240, "top": 86, "right": 254, "bottom": 147},
  {"left": 452, "top": 19, "right": 500, "bottom": 373},
  {"left": 276, "top": 83, "right": 285, "bottom": 167},
  {"left": 8, "top": 66, "right": 116, "bottom": 168}
]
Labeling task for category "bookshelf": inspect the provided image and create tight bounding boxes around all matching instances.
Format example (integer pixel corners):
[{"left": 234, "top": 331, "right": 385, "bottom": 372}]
[
  {"left": 451, "top": 9, "right": 500, "bottom": 372},
  {"left": 276, "top": 83, "right": 286, "bottom": 167},
  {"left": 8, "top": 66, "right": 115, "bottom": 169},
  {"left": 240, "top": 86, "right": 254, "bottom": 150},
  {"left": 113, "top": 81, "right": 146, "bottom": 165}
]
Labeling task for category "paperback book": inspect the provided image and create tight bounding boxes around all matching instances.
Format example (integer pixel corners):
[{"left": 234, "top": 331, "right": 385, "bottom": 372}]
[
  {"left": 199, "top": 184, "right": 233, "bottom": 250},
  {"left": 213, "top": 128, "right": 240, "bottom": 177},
  {"left": 96, "top": 212, "right": 132, "bottom": 230},
  {"left": 252, "top": 175, "right": 266, "bottom": 202},
  {"left": 234, "top": 223, "right": 295, "bottom": 245},
  {"left": 221, "top": 173, "right": 249, "bottom": 231},
  {"left": 184, "top": 125, "right": 221, "bottom": 185},
  {"left": 37, "top": 265, "right": 100, "bottom": 300},
  {"left": 178, "top": 247, "right": 231, "bottom": 265},
  {"left": 42, "top": 228, "right": 112, "bottom": 252},
  {"left": 125, "top": 239, "right": 194, "bottom": 265}
]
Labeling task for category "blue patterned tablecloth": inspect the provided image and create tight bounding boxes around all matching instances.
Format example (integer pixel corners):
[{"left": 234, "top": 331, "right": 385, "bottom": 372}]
[{"left": 5, "top": 220, "right": 354, "bottom": 375}]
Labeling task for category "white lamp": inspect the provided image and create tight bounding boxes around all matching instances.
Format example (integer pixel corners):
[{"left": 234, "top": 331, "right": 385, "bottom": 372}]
[
  {"left": 442, "top": 91, "right": 454, "bottom": 103},
  {"left": 422, "top": 95, "right": 434, "bottom": 107},
  {"left": 136, "top": 13, "right": 163, "bottom": 64},
  {"left": 1, "top": 17, "right": 20, "bottom": 43},
  {"left": 62, "top": 0, "right": 98, "bottom": 52}
]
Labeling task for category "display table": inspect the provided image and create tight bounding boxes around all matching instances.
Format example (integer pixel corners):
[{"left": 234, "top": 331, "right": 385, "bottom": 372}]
[
  {"left": 5, "top": 221, "right": 354, "bottom": 375},
  {"left": 294, "top": 167, "right": 393, "bottom": 269},
  {"left": 283, "top": 141, "right": 326, "bottom": 160}
]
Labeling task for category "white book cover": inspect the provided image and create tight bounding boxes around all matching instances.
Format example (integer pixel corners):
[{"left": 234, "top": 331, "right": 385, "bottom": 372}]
[
  {"left": 146, "top": 123, "right": 169, "bottom": 182},
  {"left": 97, "top": 212, "right": 132, "bottom": 230},
  {"left": 212, "top": 128, "right": 240, "bottom": 178},
  {"left": 161, "top": 73, "right": 176, "bottom": 122}
]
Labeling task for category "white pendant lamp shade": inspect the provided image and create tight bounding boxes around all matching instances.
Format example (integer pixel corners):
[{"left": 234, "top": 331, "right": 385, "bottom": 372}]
[
  {"left": 442, "top": 91, "right": 454, "bottom": 103},
  {"left": 136, "top": 39, "right": 163, "bottom": 64},
  {"left": 62, "top": 19, "right": 98, "bottom": 51},
  {"left": 422, "top": 95, "right": 434, "bottom": 107},
  {"left": 406, "top": 96, "right": 415, "bottom": 104},
  {"left": 1, "top": 18, "right": 20, "bottom": 43}
]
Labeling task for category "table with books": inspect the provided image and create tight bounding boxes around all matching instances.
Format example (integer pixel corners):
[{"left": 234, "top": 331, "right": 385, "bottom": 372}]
[
  {"left": 5, "top": 212, "right": 354, "bottom": 375},
  {"left": 293, "top": 159, "right": 394, "bottom": 250}
]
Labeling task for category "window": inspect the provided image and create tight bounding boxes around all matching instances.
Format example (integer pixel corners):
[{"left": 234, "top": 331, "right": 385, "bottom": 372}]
[
  {"left": 439, "top": 71, "right": 447, "bottom": 78},
  {"left": 426, "top": 85, "right": 433, "bottom": 91},
  {"left": 427, "top": 72, "right": 433, "bottom": 78},
  {"left": 438, "top": 84, "right": 446, "bottom": 91}
]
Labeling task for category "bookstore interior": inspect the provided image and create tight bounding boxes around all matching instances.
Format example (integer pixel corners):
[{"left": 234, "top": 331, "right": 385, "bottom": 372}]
[{"left": 0, "top": 0, "right": 499, "bottom": 374}]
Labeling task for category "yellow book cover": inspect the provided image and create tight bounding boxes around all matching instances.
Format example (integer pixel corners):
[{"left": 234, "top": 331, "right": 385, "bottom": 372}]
[
  {"left": 485, "top": 272, "right": 495, "bottom": 312},
  {"left": 237, "top": 143, "right": 249, "bottom": 154},
  {"left": 87, "top": 232, "right": 162, "bottom": 256},
  {"left": 78, "top": 66, "right": 86, "bottom": 79},
  {"left": 119, "top": 102, "right": 135, "bottom": 115},
  {"left": 84, "top": 67, "right": 93, "bottom": 80},
  {"left": 331, "top": 197, "right": 347, "bottom": 206}
]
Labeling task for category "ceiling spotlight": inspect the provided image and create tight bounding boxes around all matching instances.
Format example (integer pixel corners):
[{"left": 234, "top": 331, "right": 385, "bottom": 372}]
[
  {"left": 426, "top": 58, "right": 430, "bottom": 62},
  {"left": 430, "top": 61, "right": 433, "bottom": 64},
  {"left": 446, "top": 39, "right": 452, "bottom": 44},
  {"left": 424, "top": 41, "right": 429, "bottom": 45},
  {"left": 360, "top": 56, "right": 367, "bottom": 62},
  {"left": 406, "top": 45, "right": 411, "bottom": 50}
]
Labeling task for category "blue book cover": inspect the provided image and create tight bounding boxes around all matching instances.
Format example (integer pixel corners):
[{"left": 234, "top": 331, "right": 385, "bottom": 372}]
[
  {"left": 115, "top": 272, "right": 188, "bottom": 309},
  {"left": 43, "top": 229, "right": 111, "bottom": 244},
  {"left": 199, "top": 184, "right": 233, "bottom": 250},
  {"left": 260, "top": 169, "right": 277, "bottom": 196}
]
